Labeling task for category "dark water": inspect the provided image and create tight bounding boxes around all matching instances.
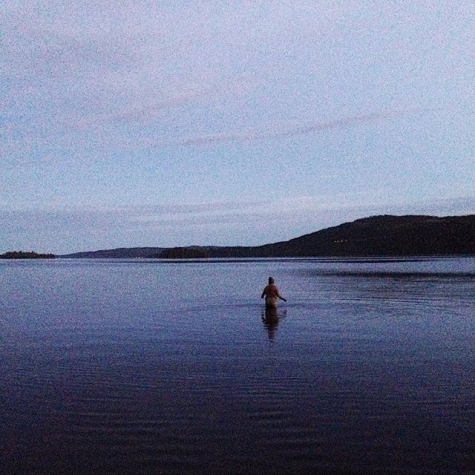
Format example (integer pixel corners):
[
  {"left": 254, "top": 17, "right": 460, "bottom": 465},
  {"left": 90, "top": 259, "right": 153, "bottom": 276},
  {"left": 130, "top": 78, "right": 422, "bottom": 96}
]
[{"left": 1, "top": 257, "right": 474, "bottom": 474}]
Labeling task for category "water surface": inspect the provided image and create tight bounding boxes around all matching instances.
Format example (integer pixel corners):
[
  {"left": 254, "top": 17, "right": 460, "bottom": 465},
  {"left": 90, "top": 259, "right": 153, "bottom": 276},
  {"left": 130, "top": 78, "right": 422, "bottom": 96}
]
[{"left": 1, "top": 257, "right": 474, "bottom": 474}]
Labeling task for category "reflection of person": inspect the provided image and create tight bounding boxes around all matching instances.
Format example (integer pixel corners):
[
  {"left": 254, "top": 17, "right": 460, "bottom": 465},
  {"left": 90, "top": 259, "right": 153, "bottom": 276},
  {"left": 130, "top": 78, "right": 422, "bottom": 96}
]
[
  {"left": 262, "top": 308, "right": 279, "bottom": 340},
  {"left": 261, "top": 277, "right": 287, "bottom": 309},
  {"left": 261, "top": 307, "right": 287, "bottom": 341}
]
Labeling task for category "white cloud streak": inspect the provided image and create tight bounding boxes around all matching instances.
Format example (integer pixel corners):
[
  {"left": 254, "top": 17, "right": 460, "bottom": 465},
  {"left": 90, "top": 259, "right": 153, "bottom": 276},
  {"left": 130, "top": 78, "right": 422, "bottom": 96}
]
[{"left": 144, "top": 108, "right": 427, "bottom": 148}]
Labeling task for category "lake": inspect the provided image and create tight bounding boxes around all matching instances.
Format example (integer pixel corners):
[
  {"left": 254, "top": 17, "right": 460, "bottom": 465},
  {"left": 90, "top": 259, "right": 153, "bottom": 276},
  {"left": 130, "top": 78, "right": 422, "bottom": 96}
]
[{"left": 1, "top": 257, "right": 474, "bottom": 474}]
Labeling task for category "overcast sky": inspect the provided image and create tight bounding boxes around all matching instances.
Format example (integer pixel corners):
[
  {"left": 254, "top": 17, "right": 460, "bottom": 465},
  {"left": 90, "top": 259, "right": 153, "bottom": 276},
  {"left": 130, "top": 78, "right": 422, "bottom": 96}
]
[{"left": 2, "top": 1, "right": 475, "bottom": 254}]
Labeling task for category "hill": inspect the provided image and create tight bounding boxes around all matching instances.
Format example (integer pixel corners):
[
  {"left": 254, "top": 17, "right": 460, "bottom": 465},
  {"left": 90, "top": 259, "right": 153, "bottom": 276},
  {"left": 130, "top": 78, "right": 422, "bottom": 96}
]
[
  {"left": 62, "top": 214, "right": 475, "bottom": 258},
  {"left": 254, "top": 214, "right": 475, "bottom": 257},
  {"left": 62, "top": 247, "right": 165, "bottom": 259}
]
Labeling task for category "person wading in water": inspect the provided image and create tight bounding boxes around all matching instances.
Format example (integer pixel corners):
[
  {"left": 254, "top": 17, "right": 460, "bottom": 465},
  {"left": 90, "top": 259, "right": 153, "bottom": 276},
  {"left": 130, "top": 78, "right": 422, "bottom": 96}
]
[{"left": 261, "top": 277, "right": 287, "bottom": 309}]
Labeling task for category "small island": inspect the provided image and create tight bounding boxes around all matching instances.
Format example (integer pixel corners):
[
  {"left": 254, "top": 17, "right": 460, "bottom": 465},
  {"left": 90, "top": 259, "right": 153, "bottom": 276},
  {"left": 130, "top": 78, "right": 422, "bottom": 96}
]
[{"left": 0, "top": 251, "right": 56, "bottom": 259}]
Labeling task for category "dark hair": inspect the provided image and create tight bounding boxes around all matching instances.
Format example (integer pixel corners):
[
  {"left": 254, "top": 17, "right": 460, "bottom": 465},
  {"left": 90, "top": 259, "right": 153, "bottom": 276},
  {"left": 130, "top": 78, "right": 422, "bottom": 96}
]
[{"left": 268, "top": 277, "right": 274, "bottom": 284}]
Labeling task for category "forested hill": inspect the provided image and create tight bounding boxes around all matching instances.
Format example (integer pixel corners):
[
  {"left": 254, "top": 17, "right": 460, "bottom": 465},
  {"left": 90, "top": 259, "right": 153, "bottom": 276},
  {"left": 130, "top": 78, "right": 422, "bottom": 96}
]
[
  {"left": 63, "top": 214, "right": 475, "bottom": 258},
  {"left": 253, "top": 214, "right": 475, "bottom": 257},
  {"left": 62, "top": 247, "right": 165, "bottom": 259}
]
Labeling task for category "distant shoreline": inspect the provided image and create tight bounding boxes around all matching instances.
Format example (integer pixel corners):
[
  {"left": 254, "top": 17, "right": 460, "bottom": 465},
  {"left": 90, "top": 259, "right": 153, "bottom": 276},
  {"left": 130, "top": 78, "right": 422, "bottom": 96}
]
[
  {"left": 0, "top": 251, "right": 56, "bottom": 259},
  {"left": 61, "top": 214, "right": 475, "bottom": 259},
  {"left": 3, "top": 214, "right": 475, "bottom": 259}
]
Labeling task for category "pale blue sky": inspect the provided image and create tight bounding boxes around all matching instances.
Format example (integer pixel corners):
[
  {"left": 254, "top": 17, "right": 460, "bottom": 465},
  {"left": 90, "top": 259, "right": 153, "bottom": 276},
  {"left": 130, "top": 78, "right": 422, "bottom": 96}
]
[{"left": 2, "top": 1, "right": 475, "bottom": 254}]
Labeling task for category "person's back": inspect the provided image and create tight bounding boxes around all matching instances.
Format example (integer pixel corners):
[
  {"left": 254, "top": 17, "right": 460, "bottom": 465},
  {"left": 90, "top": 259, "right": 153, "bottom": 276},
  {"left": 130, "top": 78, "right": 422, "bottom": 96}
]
[
  {"left": 264, "top": 284, "right": 279, "bottom": 298},
  {"left": 261, "top": 277, "right": 286, "bottom": 309}
]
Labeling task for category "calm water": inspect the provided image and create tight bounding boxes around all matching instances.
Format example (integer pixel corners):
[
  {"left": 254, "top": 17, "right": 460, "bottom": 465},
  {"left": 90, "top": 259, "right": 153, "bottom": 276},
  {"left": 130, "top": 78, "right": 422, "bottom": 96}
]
[{"left": 1, "top": 257, "right": 474, "bottom": 474}]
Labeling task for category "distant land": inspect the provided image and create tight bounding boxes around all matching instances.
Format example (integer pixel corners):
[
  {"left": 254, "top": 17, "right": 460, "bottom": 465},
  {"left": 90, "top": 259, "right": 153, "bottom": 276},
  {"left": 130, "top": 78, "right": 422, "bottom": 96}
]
[
  {"left": 0, "top": 251, "right": 56, "bottom": 259},
  {"left": 62, "top": 214, "right": 475, "bottom": 258}
]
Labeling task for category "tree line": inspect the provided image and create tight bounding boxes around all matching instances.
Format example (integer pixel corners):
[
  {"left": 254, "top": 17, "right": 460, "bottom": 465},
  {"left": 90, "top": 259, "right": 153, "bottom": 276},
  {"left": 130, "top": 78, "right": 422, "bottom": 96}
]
[{"left": 0, "top": 251, "right": 56, "bottom": 259}]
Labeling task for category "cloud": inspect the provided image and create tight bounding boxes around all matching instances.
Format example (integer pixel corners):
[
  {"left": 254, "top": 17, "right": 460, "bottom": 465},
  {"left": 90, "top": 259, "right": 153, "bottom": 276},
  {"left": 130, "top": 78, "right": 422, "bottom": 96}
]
[
  {"left": 141, "top": 107, "right": 426, "bottom": 149},
  {"left": 1, "top": 0, "right": 463, "bottom": 165},
  {"left": 2, "top": 0, "right": 474, "bottom": 255}
]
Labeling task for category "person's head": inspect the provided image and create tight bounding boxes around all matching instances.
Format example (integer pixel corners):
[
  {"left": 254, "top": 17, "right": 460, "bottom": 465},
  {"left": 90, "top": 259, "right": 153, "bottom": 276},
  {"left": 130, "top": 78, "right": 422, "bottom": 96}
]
[{"left": 268, "top": 277, "right": 274, "bottom": 284}]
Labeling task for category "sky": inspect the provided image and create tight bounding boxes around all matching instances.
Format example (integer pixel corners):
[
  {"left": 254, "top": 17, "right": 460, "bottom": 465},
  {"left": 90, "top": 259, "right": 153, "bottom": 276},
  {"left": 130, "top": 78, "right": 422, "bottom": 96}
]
[{"left": 2, "top": 0, "right": 475, "bottom": 254}]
